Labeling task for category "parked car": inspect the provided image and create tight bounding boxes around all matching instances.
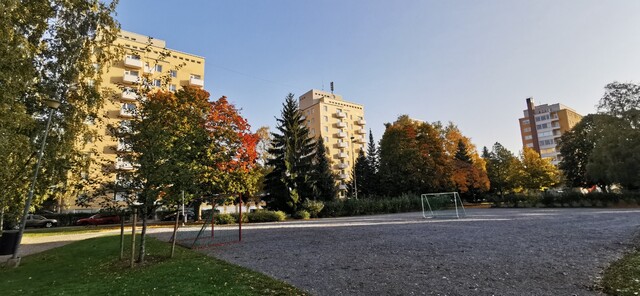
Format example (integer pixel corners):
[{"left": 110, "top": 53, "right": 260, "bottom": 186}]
[
  {"left": 161, "top": 210, "right": 195, "bottom": 222},
  {"left": 25, "top": 214, "right": 58, "bottom": 228},
  {"left": 76, "top": 214, "right": 120, "bottom": 226}
]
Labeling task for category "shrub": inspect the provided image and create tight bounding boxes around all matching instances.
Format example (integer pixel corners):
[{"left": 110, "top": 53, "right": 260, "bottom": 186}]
[
  {"left": 318, "top": 195, "right": 425, "bottom": 218},
  {"left": 215, "top": 213, "right": 235, "bottom": 225},
  {"left": 293, "top": 210, "right": 310, "bottom": 220},
  {"left": 302, "top": 200, "right": 324, "bottom": 218},
  {"left": 247, "top": 210, "right": 286, "bottom": 223}
]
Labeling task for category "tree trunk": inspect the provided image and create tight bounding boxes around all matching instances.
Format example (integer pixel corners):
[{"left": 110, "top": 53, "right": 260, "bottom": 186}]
[
  {"left": 130, "top": 208, "right": 136, "bottom": 268},
  {"left": 0, "top": 207, "right": 4, "bottom": 237},
  {"left": 119, "top": 213, "right": 125, "bottom": 260},
  {"left": 137, "top": 207, "right": 148, "bottom": 263},
  {"left": 171, "top": 207, "right": 179, "bottom": 258}
]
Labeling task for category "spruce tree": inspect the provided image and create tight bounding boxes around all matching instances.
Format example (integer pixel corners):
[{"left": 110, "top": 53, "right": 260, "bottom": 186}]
[
  {"left": 351, "top": 149, "right": 368, "bottom": 198},
  {"left": 311, "top": 137, "right": 338, "bottom": 201},
  {"left": 454, "top": 140, "right": 473, "bottom": 163},
  {"left": 264, "top": 94, "right": 315, "bottom": 213}
]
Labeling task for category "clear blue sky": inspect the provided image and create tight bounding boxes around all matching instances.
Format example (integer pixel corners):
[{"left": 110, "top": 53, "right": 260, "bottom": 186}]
[{"left": 116, "top": 0, "right": 640, "bottom": 154}]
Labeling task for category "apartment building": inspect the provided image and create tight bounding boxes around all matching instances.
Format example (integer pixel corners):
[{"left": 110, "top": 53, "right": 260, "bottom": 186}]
[
  {"left": 71, "top": 30, "right": 205, "bottom": 210},
  {"left": 518, "top": 98, "right": 582, "bottom": 165},
  {"left": 299, "top": 89, "right": 366, "bottom": 197}
]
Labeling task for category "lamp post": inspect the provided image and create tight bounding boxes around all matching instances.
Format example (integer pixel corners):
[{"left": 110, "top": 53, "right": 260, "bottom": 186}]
[
  {"left": 8, "top": 98, "right": 60, "bottom": 267},
  {"left": 350, "top": 136, "right": 358, "bottom": 200}
]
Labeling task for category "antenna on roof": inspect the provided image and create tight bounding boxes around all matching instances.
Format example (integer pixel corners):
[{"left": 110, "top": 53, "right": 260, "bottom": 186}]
[{"left": 330, "top": 81, "right": 334, "bottom": 94}]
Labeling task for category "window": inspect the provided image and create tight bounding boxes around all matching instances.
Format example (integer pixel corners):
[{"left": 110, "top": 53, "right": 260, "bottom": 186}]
[
  {"left": 190, "top": 74, "right": 201, "bottom": 79},
  {"left": 536, "top": 123, "right": 549, "bottom": 130},
  {"left": 324, "top": 106, "right": 328, "bottom": 112},
  {"left": 125, "top": 70, "right": 139, "bottom": 76},
  {"left": 524, "top": 135, "right": 532, "bottom": 140},
  {"left": 323, "top": 116, "right": 328, "bottom": 122},
  {"left": 522, "top": 119, "right": 530, "bottom": 124},
  {"left": 324, "top": 136, "right": 328, "bottom": 142},
  {"left": 538, "top": 131, "right": 553, "bottom": 137},
  {"left": 152, "top": 79, "right": 161, "bottom": 87},
  {"left": 169, "top": 84, "right": 177, "bottom": 92},
  {"left": 144, "top": 63, "right": 152, "bottom": 73},
  {"left": 526, "top": 143, "right": 534, "bottom": 148},
  {"left": 170, "top": 70, "right": 177, "bottom": 77},
  {"left": 523, "top": 127, "right": 531, "bottom": 132},
  {"left": 126, "top": 54, "right": 140, "bottom": 60},
  {"left": 155, "top": 64, "right": 162, "bottom": 72},
  {"left": 324, "top": 126, "right": 328, "bottom": 132}
]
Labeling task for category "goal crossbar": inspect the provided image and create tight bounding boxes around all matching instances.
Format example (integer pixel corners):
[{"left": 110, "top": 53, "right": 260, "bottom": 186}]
[{"left": 421, "top": 192, "right": 466, "bottom": 219}]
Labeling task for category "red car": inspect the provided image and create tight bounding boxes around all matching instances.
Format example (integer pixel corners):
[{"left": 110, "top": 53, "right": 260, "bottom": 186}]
[{"left": 76, "top": 214, "right": 121, "bottom": 226}]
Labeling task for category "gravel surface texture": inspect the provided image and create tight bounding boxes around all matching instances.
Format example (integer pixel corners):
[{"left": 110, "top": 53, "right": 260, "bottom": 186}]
[{"left": 156, "top": 208, "right": 640, "bottom": 295}]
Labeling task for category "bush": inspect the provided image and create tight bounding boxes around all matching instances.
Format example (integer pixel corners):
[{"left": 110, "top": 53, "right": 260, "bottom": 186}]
[
  {"left": 214, "top": 213, "right": 236, "bottom": 225},
  {"left": 491, "top": 191, "right": 640, "bottom": 208},
  {"left": 293, "top": 210, "right": 310, "bottom": 220},
  {"left": 247, "top": 210, "right": 286, "bottom": 223},
  {"left": 302, "top": 200, "right": 324, "bottom": 218}
]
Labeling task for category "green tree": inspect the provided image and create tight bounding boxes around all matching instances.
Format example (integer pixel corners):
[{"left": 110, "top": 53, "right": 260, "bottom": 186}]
[
  {"left": 558, "top": 114, "right": 611, "bottom": 188},
  {"left": 0, "top": 0, "right": 119, "bottom": 228},
  {"left": 483, "top": 143, "right": 521, "bottom": 198},
  {"left": 378, "top": 115, "right": 450, "bottom": 196},
  {"left": 597, "top": 82, "right": 640, "bottom": 118},
  {"left": 264, "top": 94, "right": 315, "bottom": 213},
  {"left": 311, "top": 138, "right": 337, "bottom": 201},
  {"left": 351, "top": 149, "right": 368, "bottom": 198},
  {"left": 519, "top": 147, "right": 559, "bottom": 191}
]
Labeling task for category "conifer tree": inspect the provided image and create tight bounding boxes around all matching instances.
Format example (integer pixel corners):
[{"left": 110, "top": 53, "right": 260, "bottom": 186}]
[
  {"left": 264, "top": 94, "right": 315, "bottom": 213},
  {"left": 311, "top": 138, "right": 337, "bottom": 201}
]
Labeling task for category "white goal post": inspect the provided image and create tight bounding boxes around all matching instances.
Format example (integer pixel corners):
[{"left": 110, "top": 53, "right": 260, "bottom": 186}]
[{"left": 421, "top": 192, "right": 466, "bottom": 219}]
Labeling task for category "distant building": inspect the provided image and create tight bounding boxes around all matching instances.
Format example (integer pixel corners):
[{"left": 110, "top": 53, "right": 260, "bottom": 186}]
[
  {"left": 518, "top": 98, "right": 583, "bottom": 165},
  {"left": 299, "top": 89, "right": 366, "bottom": 197}
]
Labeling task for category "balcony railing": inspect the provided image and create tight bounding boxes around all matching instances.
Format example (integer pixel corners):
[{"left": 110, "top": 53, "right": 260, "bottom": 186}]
[
  {"left": 336, "top": 132, "right": 347, "bottom": 138},
  {"left": 338, "top": 174, "right": 349, "bottom": 180},
  {"left": 336, "top": 163, "right": 348, "bottom": 169},
  {"left": 335, "top": 122, "right": 346, "bottom": 128},
  {"left": 338, "top": 184, "right": 348, "bottom": 190},
  {"left": 335, "top": 111, "right": 346, "bottom": 118},
  {"left": 356, "top": 129, "right": 366, "bottom": 134},
  {"left": 123, "top": 74, "right": 139, "bottom": 84},
  {"left": 338, "top": 152, "right": 348, "bottom": 159},
  {"left": 337, "top": 142, "right": 348, "bottom": 148},
  {"left": 124, "top": 57, "right": 142, "bottom": 68},
  {"left": 115, "top": 160, "right": 134, "bottom": 170},
  {"left": 189, "top": 77, "right": 204, "bottom": 87},
  {"left": 354, "top": 136, "right": 366, "bottom": 143},
  {"left": 356, "top": 119, "right": 366, "bottom": 125},
  {"left": 120, "top": 104, "right": 136, "bottom": 118},
  {"left": 121, "top": 90, "right": 137, "bottom": 101}
]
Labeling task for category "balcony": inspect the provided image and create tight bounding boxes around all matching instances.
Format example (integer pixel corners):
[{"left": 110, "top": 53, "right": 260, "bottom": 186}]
[
  {"left": 335, "top": 122, "right": 346, "bottom": 128},
  {"left": 300, "top": 115, "right": 306, "bottom": 121},
  {"left": 335, "top": 132, "right": 347, "bottom": 138},
  {"left": 189, "top": 77, "right": 204, "bottom": 87},
  {"left": 123, "top": 74, "right": 139, "bottom": 84},
  {"left": 338, "top": 184, "right": 348, "bottom": 190},
  {"left": 335, "top": 111, "right": 346, "bottom": 118},
  {"left": 337, "top": 152, "right": 348, "bottom": 159},
  {"left": 115, "top": 160, "right": 134, "bottom": 170},
  {"left": 337, "top": 142, "right": 348, "bottom": 148},
  {"left": 355, "top": 129, "right": 366, "bottom": 134},
  {"left": 124, "top": 56, "right": 142, "bottom": 68},
  {"left": 356, "top": 119, "right": 366, "bottom": 125},
  {"left": 120, "top": 104, "right": 136, "bottom": 118},
  {"left": 551, "top": 124, "right": 561, "bottom": 129},
  {"left": 121, "top": 90, "right": 137, "bottom": 101},
  {"left": 354, "top": 136, "right": 366, "bottom": 143},
  {"left": 117, "top": 140, "right": 131, "bottom": 152},
  {"left": 338, "top": 174, "right": 349, "bottom": 180},
  {"left": 336, "top": 163, "right": 348, "bottom": 169}
]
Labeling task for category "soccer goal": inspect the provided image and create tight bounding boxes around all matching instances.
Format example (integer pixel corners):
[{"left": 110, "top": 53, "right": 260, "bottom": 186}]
[
  {"left": 173, "top": 203, "right": 244, "bottom": 249},
  {"left": 421, "top": 192, "right": 466, "bottom": 219}
]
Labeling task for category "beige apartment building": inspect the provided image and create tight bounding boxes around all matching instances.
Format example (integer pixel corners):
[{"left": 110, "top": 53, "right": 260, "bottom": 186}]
[
  {"left": 70, "top": 30, "right": 205, "bottom": 211},
  {"left": 299, "top": 89, "right": 366, "bottom": 197},
  {"left": 518, "top": 98, "right": 582, "bottom": 165}
]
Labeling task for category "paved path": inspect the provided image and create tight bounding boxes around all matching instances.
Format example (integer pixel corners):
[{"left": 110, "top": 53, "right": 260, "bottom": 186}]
[{"left": 162, "top": 208, "right": 640, "bottom": 295}]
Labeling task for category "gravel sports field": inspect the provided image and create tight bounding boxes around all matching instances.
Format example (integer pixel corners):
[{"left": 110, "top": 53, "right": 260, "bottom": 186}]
[{"left": 163, "top": 208, "right": 640, "bottom": 295}]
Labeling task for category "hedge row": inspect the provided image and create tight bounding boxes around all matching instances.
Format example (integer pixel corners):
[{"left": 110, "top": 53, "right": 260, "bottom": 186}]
[
  {"left": 491, "top": 192, "right": 640, "bottom": 208},
  {"left": 318, "top": 194, "right": 448, "bottom": 218},
  {"left": 212, "top": 210, "right": 287, "bottom": 225}
]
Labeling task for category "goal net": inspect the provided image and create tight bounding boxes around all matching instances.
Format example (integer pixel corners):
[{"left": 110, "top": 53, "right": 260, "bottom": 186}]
[{"left": 421, "top": 192, "right": 466, "bottom": 219}]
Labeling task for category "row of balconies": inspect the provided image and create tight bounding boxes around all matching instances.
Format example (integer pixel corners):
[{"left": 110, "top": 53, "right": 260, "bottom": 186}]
[
  {"left": 123, "top": 74, "right": 204, "bottom": 87},
  {"left": 334, "top": 112, "right": 366, "bottom": 126}
]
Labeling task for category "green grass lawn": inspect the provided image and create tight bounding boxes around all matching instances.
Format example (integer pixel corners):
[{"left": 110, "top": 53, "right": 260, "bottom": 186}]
[
  {"left": 0, "top": 235, "right": 307, "bottom": 296},
  {"left": 601, "top": 248, "right": 640, "bottom": 295}
]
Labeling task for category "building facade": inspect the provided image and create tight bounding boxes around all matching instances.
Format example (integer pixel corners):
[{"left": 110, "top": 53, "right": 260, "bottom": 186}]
[
  {"left": 518, "top": 98, "right": 582, "bottom": 165},
  {"left": 298, "top": 89, "right": 366, "bottom": 197},
  {"left": 71, "top": 30, "right": 205, "bottom": 211}
]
